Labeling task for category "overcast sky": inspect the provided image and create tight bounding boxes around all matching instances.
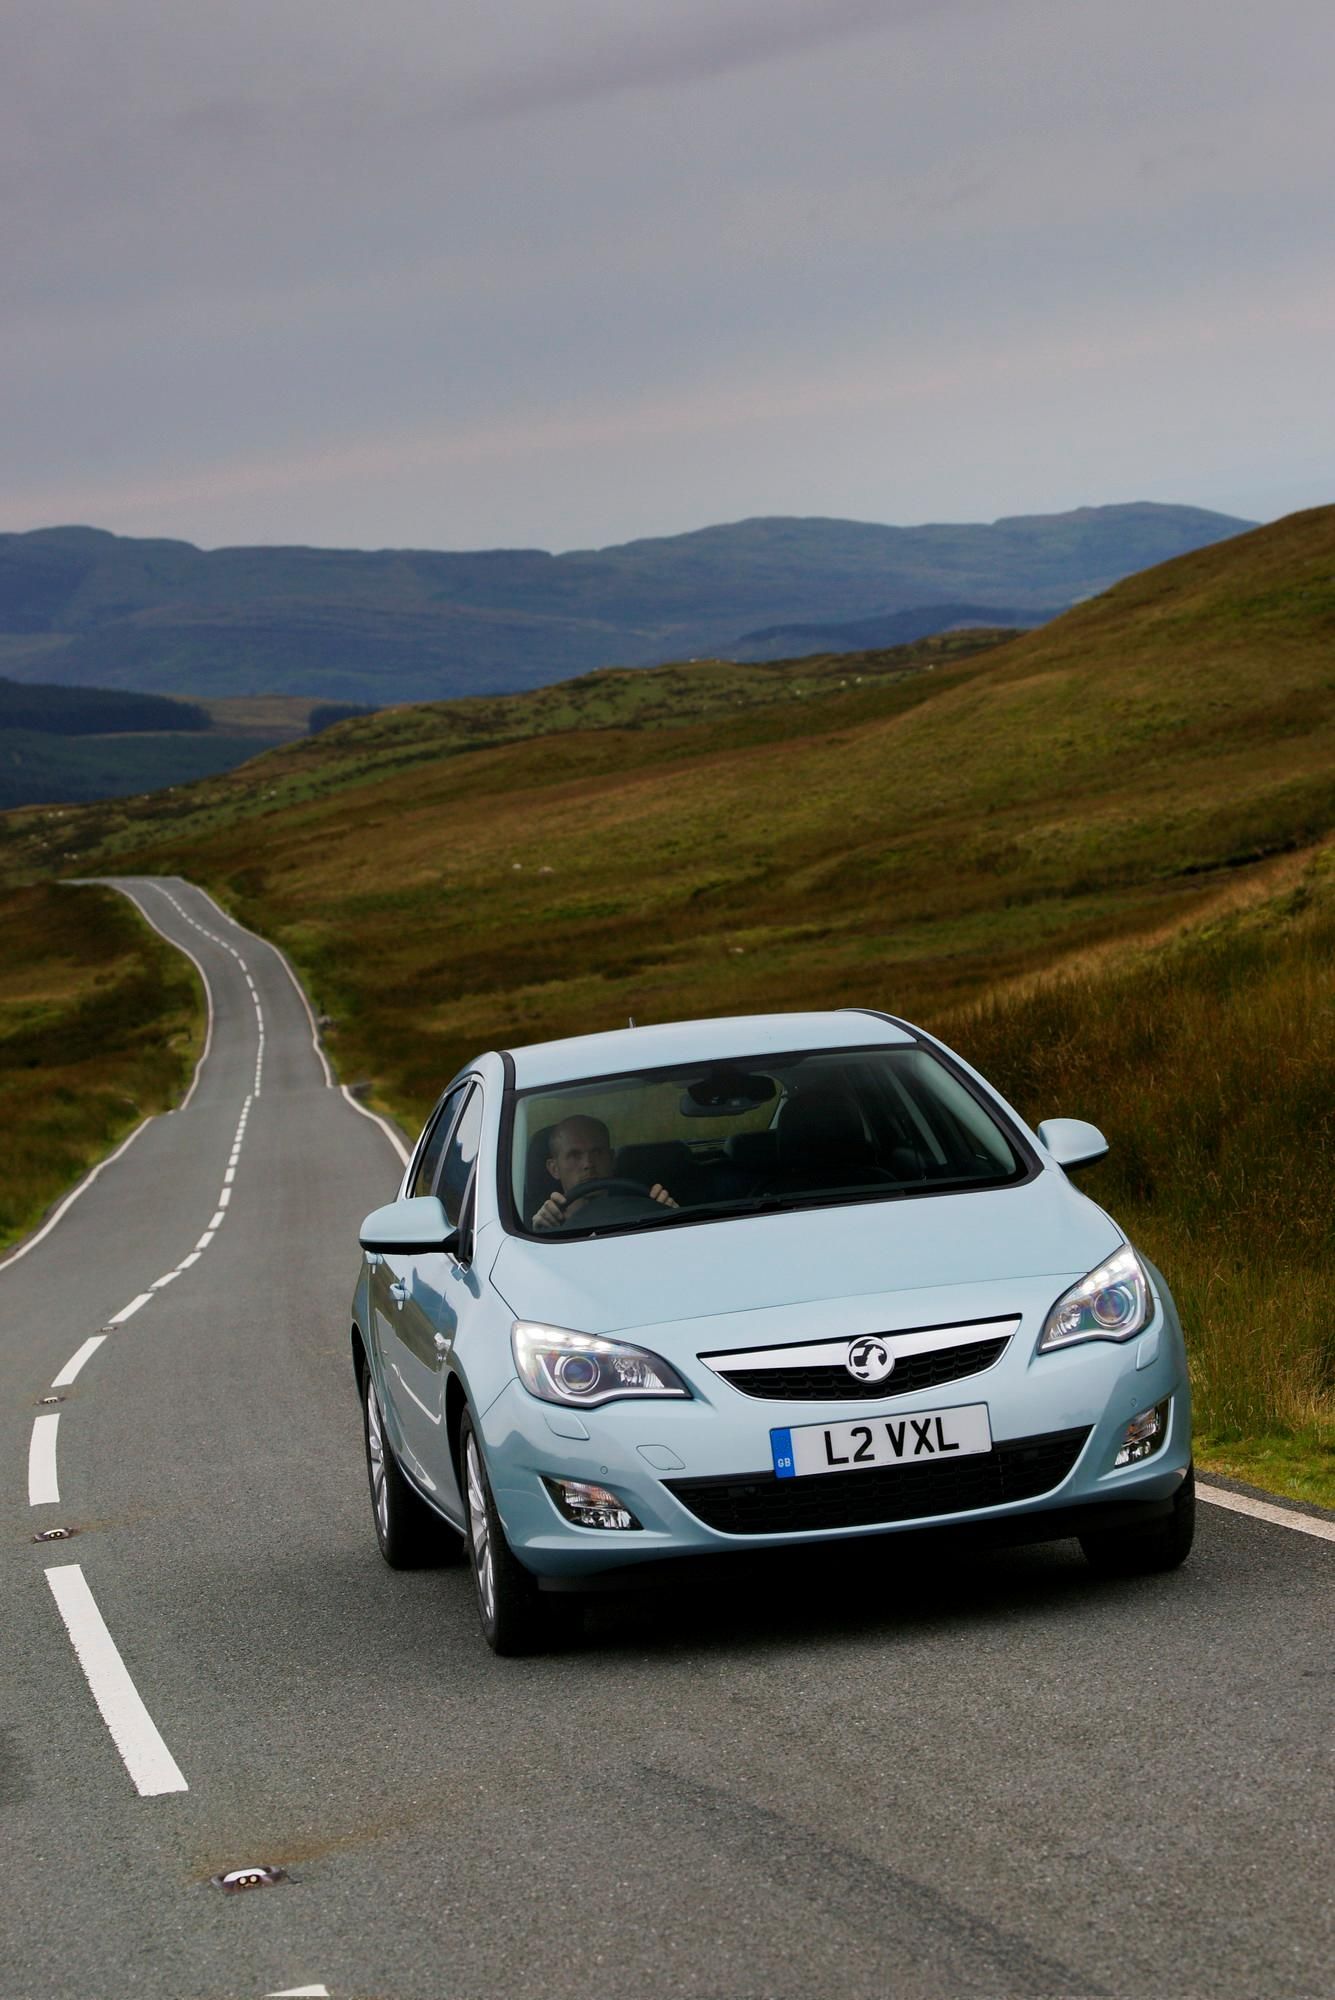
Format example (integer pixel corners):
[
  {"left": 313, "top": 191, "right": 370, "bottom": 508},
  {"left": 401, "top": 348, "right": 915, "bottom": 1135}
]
[{"left": 3, "top": 0, "right": 1332, "bottom": 551}]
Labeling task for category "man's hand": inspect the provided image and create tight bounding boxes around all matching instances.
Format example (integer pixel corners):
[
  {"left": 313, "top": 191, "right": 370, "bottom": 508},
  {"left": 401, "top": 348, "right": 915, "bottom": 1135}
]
[
  {"left": 531, "top": 1190, "right": 568, "bottom": 1231},
  {"left": 649, "top": 1183, "right": 679, "bottom": 1209}
]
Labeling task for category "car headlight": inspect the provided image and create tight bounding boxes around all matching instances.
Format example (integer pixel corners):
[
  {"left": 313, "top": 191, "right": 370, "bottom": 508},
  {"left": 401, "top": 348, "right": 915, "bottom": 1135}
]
[
  {"left": 1038, "top": 1245, "right": 1152, "bottom": 1352},
  {"left": 511, "top": 1321, "right": 691, "bottom": 1407}
]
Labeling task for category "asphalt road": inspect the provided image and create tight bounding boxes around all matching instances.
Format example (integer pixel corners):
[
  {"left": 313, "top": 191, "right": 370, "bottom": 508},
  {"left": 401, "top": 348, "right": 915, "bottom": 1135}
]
[{"left": 2, "top": 875, "right": 1332, "bottom": 2000}]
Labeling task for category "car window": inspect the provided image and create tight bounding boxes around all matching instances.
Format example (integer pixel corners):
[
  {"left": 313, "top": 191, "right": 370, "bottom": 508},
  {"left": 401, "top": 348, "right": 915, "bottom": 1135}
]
[
  {"left": 437, "top": 1084, "right": 483, "bottom": 1227},
  {"left": 508, "top": 1044, "right": 1028, "bottom": 1238},
  {"left": 411, "top": 1084, "right": 468, "bottom": 1199}
]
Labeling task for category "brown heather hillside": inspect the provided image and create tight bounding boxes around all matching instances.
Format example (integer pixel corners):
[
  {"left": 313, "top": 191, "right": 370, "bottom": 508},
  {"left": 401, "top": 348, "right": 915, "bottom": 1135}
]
[{"left": 4, "top": 508, "right": 1333, "bottom": 1495}]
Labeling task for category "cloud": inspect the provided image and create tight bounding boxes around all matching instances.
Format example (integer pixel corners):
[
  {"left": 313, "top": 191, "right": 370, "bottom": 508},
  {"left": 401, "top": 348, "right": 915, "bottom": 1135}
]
[
  {"left": 9, "top": 257, "right": 1332, "bottom": 541},
  {"left": 2, "top": 0, "right": 1333, "bottom": 547}
]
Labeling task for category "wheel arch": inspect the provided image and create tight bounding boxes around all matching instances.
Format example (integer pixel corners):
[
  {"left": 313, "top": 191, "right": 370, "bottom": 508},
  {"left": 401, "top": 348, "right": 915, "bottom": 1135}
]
[{"left": 445, "top": 1371, "right": 468, "bottom": 1491}]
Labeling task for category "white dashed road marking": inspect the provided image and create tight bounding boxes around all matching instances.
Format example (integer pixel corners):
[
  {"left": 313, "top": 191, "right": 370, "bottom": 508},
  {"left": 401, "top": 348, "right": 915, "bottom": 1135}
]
[
  {"left": 18, "top": 884, "right": 403, "bottom": 1825},
  {"left": 28, "top": 1413, "right": 61, "bottom": 1505},
  {"left": 45, "top": 1565, "right": 189, "bottom": 1796},
  {"left": 109, "top": 1293, "right": 153, "bottom": 1325},
  {"left": 51, "top": 1336, "right": 106, "bottom": 1388}
]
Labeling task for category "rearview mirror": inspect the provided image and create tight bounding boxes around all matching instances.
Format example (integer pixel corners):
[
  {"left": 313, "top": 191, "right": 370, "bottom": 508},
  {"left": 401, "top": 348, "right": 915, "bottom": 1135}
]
[
  {"left": 680, "top": 1068, "right": 777, "bottom": 1117},
  {"left": 1036, "top": 1118, "right": 1109, "bottom": 1171},
  {"left": 360, "top": 1195, "right": 460, "bottom": 1255}
]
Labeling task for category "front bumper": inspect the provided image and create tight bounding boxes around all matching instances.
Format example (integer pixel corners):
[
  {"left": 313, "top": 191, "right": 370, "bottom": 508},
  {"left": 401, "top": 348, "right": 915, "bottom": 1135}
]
[{"left": 481, "top": 1297, "right": 1192, "bottom": 1581}]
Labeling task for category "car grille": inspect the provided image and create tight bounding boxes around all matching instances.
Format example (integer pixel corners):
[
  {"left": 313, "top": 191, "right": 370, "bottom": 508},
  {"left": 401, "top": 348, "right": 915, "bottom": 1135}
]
[
  {"left": 715, "top": 1333, "right": 1009, "bottom": 1402},
  {"left": 663, "top": 1426, "right": 1090, "bottom": 1535}
]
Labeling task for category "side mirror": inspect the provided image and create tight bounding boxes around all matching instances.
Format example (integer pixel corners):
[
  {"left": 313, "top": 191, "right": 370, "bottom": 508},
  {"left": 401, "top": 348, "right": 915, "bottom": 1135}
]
[
  {"left": 1036, "top": 1118, "right": 1109, "bottom": 1171},
  {"left": 360, "top": 1195, "right": 460, "bottom": 1256}
]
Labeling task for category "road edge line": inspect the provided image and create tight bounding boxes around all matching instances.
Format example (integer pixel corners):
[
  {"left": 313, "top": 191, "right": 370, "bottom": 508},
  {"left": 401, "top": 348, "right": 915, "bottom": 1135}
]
[
  {"left": 339, "top": 1083, "right": 411, "bottom": 1166},
  {"left": 1197, "top": 1480, "right": 1335, "bottom": 1543},
  {"left": 102, "top": 880, "right": 216, "bottom": 1111},
  {"left": 0, "top": 1117, "right": 152, "bottom": 1275}
]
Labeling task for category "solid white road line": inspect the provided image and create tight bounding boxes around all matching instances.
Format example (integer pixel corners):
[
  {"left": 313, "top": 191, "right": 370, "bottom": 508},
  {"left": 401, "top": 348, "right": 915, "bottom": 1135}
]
[
  {"left": 29, "top": 1414, "right": 61, "bottom": 1504},
  {"left": 0, "top": 1119, "right": 151, "bottom": 1275},
  {"left": 52, "top": 1336, "right": 107, "bottom": 1388},
  {"left": 340, "top": 1083, "right": 411, "bottom": 1166},
  {"left": 44, "top": 1565, "right": 189, "bottom": 1796},
  {"left": 1198, "top": 1481, "right": 1335, "bottom": 1543},
  {"left": 107, "top": 882, "right": 216, "bottom": 1114},
  {"left": 109, "top": 1292, "right": 153, "bottom": 1325}
]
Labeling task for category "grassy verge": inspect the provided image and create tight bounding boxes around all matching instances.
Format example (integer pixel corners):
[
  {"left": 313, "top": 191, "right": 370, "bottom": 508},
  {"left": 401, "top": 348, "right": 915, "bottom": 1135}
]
[
  {"left": 0, "top": 882, "right": 204, "bottom": 1252},
  {"left": 950, "top": 851, "right": 1335, "bottom": 1507}
]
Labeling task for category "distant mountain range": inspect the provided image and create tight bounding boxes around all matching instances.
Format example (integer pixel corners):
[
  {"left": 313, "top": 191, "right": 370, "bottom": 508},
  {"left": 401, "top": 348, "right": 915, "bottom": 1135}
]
[{"left": 0, "top": 504, "right": 1253, "bottom": 704}]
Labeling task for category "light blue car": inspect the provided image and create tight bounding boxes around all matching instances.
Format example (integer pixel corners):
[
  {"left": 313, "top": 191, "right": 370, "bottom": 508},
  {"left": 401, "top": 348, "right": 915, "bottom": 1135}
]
[{"left": 352, "top": 1011, "right": 1193, "bottom": 1653}]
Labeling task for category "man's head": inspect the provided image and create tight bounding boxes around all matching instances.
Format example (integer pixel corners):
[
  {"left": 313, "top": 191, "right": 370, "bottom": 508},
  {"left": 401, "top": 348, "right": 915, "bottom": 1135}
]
[{"left": 546, "top": 1115, "right": 613, "bottom": 1195}]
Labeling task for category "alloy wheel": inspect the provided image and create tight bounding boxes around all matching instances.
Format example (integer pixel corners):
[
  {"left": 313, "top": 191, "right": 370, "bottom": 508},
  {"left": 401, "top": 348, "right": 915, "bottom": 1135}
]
[
  {"left": 465, "top": 1433, "right": 496, "bottom": 1626},
  {"left": 365, "top": 1378, "right": 389, "bottom": 1541}
]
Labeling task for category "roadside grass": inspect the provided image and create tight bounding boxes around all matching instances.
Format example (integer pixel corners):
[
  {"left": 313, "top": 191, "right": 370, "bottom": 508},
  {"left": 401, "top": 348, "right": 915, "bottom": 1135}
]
[
  {"left": 951, "top": 849, "right": 1335, "bottom": 1504},
  {"left": 0, "top": 882, "right": 203, "bottom": 1252},
  {"left": 2, "top": 508, "right": 1332, "bottom": 1499}
]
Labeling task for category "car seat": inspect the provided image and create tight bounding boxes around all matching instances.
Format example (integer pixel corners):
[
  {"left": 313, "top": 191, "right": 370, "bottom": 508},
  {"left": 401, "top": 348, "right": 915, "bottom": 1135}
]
[{"left": 769, "top": 1088, "right": 895, "bottom": 1192}]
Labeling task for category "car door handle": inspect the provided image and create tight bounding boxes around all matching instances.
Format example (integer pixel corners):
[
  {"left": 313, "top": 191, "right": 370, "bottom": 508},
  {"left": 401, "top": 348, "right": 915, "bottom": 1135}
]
[
  {"left": 389, "top": 1277, "right": 408, "bottom": 1306},
  {"left": 433, "top": 1332, "right": 451, "bottom": 1354}
]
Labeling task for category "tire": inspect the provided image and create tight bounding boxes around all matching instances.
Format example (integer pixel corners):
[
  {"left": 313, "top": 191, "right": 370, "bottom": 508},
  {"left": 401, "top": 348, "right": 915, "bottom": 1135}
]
[
  {"left": 460, "top": 1411, "right": 582, "bottom": 1656},
  {"left": 362, "top": 1366, "right": 463, "bottom": 1569},
  {"left": 1079, "top": 1464, "right": 1196, "bottom": 1576}
]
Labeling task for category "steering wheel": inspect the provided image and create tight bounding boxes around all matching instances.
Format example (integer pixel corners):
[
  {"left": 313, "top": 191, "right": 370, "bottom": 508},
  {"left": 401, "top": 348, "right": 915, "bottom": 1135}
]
[{"left": 565, "top": 1177, "right": 657, "bottom": 1206}]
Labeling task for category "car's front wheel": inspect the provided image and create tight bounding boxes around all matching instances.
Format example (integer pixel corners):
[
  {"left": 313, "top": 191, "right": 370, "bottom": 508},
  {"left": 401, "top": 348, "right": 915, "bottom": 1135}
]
[
  {"left": 362, "top": 1367, "right": 462, "bottom": 1568},
  {"left": 1079, "top": 1465, "right": 1196, "bottom": 1576},
  {"left": 460, "top": 1412, "right": 581, "bottom": 1655}
]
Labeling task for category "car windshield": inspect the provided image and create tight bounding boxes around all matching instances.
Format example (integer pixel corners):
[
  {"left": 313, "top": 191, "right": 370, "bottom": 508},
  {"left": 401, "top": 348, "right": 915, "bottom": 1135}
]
[{"left": 507, "top": 1043, "right": 1027, "bottom": 1238}]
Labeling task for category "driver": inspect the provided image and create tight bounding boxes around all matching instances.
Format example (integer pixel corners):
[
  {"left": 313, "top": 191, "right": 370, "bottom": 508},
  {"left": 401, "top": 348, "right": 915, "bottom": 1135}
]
[{"left": 531, "top": 1115, "right": 678, "bottom": 1230}]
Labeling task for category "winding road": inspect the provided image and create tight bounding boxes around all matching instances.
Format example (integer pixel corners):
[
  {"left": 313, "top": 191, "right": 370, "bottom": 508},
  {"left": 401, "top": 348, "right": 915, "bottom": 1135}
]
[{"left": 2, "top": 876, "right": 1331, "bottom": 2000}]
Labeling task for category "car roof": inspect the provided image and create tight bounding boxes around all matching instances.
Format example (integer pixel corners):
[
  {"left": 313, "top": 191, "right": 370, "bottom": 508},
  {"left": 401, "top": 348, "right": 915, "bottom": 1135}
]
[{"left": 504, "top": 1009, "right": 916, "bottom": 1089}]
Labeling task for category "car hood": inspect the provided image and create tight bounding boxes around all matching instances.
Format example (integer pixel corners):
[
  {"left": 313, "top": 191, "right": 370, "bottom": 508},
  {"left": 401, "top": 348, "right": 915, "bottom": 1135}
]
[{"left": 487, "top": 1172, "right": 1123, "bottom": 1336}]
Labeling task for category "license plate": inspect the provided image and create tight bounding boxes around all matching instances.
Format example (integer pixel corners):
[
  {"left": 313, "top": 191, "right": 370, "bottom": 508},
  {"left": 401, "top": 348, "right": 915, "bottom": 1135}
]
[{"left": 771, "top": 1402, "right": 992, "bottom": 1479}]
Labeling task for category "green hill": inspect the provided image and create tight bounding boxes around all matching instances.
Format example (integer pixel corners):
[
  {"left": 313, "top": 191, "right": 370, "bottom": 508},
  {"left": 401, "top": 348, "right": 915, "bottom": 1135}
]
[
  {"left": 4, "top": 508, "right": 1332, "bottom": 1497},
  {"left": 0, "top": 503, "right": 1251, "bottom": 704}
]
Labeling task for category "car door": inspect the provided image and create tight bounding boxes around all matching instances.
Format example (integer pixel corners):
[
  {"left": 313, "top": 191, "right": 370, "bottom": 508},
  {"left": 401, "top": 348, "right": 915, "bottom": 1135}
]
[
  {"left": 371, "top": 1083, "right": 468, "bottom": 1491},
  {"left": 402, "top": 1081, "right": 486, "bottom": 1520},
  {"left": 378, "top": 1081, "right": 484, "bottom": 1515}
]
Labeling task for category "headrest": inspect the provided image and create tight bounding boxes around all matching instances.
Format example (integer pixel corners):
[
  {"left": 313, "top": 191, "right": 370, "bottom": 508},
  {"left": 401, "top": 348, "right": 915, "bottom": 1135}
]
[
  {"left": 523, "top": 1125, "right": 558, "bottom": 1216},
  {"left": 775, "top": 1089, "right": 872, "bottom": 1170},
  {"left": 725, "top": 1130, "right": 779, "bottom": 1172}
]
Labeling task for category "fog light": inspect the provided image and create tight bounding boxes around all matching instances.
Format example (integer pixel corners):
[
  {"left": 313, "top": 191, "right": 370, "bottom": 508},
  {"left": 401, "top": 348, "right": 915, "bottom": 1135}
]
[
  {"left": 543, "top": 1477, "right": 642, "bottom": 1530},
  {"left": 1114, "top": 1398, "right": 1171, "bottom": 1467}
]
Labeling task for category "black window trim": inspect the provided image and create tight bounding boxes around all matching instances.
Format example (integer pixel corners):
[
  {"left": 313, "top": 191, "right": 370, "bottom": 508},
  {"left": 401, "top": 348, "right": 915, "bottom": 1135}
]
[
  {"left": 408, "top": 1084, "right": 465, "bottom": 1200},
  {"left": 437, "top": 1079, "right": 485, "bottom": 1237}
]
